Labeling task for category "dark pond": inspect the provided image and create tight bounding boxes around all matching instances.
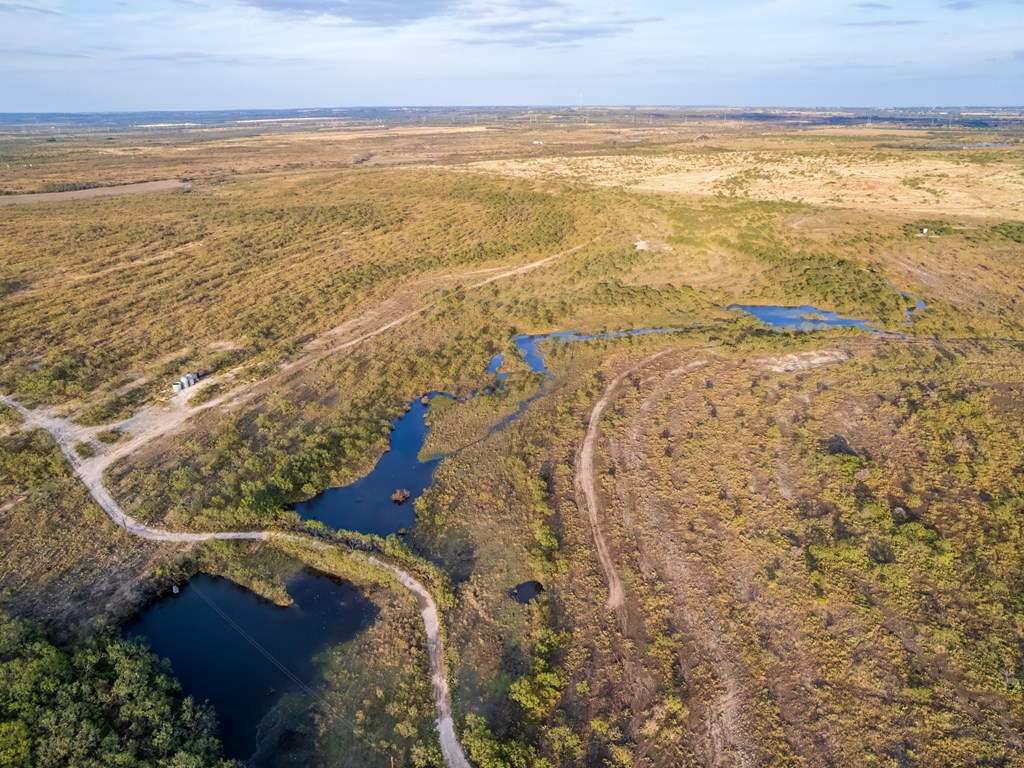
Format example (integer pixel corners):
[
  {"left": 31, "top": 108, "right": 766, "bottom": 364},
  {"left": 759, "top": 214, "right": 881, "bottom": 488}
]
[
  {"left": 509, "top": 580, "right": 545, "bottom": 603},
  {"left": 294, "top": 397, "right": 441, "bottom": 536},
  {"left": 295, "top": 328, "right": 687, "bottom": 537},
  {"left": 125, "top": 571, "right": 377, "bottom": 761}
]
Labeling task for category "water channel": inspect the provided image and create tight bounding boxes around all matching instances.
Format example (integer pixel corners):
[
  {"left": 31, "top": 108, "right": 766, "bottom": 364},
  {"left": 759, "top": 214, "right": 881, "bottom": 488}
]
[{"left": 125, "top": 291, "right": 924, "bottom": 762}]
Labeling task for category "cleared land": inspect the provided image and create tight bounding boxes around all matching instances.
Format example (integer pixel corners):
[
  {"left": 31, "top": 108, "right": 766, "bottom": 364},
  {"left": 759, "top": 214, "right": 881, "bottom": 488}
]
[{"left": 470, "top": 141, "right": 1024, "bottom": 218}]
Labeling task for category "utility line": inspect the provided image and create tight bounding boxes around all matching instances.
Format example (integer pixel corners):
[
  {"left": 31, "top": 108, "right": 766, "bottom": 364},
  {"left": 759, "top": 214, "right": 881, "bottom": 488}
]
[
  {"left": 186, "top": 579, "right": 419, "bottom": 762},
  {"left": 189, "top": 582, "right": 317, "bottom": 700}
]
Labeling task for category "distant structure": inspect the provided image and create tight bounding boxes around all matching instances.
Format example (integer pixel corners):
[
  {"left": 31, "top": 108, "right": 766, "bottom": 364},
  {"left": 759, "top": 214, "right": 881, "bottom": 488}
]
[
  {"left": 171, "top": 372, "right": 200, "bottom": 393},
  {"left": 532, "top": 140, "right": 544, "bottom": 145}
]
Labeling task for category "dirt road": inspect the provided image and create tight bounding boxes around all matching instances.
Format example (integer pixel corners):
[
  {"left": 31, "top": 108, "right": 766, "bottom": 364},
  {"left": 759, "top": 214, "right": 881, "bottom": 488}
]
[
  {"left": 573, "top": 346, "right": 855, "bottom": 765},
  {"left": 0, "top": 180, "right": 186, "bottom": 205},
  {"left": 574, "top": 350, "right": 673, "bottom": 615},
  {"left": 0, "top": 236, "right": 599, "bottom": 767},
  {"left": 2, "top": 394, "right": 472, "bottom": 768},
  {"left": 369, "top": 557, "right": 472, "bottom": 768}
]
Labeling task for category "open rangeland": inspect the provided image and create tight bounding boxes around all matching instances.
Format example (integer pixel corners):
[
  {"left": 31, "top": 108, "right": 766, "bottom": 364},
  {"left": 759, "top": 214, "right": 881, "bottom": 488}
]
[{"left": 1, "top": 112, "right": 1022, "bottom": 767}]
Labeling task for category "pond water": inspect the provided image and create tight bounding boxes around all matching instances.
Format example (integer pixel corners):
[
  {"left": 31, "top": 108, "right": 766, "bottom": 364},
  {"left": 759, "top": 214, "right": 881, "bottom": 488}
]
[
  {"left": 293, "top": 328, "right": 622, "bottom": 540},
  {"left": 487, "top": 353, "right": 509, "bottom": 382},
  {"left": 729, "top": 295, "right": 927, "bottom": 333},
  {"left": 295, "top": 328, "right": 689, "bottom": 537},
  {"left": 509, "top": 580, "right": 545, "bottom": 603},
  {"left": 293, "top": 397, "right": 441, "bottom": 536},
  {"left": 728, "top": 304, "right": 890, "bottom": 333},
  {"left": 125, "top": 571, "right": 377, "bottom": 761}
]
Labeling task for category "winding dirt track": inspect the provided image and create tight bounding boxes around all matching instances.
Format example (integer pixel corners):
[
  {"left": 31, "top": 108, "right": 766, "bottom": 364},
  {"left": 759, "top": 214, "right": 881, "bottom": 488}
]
[
  {"left": 574, "top": 350, "right": 673, "bottom": 614},
  {"left": 574, "top": 348, "right": 851, "bottom": 619},
  {"left": 0, "top": 239, "right": 602, "bottom": 768},
  {"left": 1, "top": 391, "right": 472, "bottom": 768}
]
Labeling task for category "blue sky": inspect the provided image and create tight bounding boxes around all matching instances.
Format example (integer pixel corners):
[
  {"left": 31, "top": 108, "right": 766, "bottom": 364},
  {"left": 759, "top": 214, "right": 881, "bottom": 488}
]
[{"left": 1, "top": 0, "right": 1022, "bottom": 111}]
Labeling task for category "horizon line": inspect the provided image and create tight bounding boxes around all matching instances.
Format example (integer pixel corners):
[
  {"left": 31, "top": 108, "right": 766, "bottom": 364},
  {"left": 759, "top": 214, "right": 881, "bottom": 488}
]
[{"left": 2, "top": 104, "right": 1024, "bottom": 116}]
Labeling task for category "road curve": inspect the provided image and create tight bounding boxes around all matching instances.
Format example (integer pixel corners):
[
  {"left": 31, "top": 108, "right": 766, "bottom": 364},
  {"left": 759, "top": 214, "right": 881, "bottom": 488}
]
[
  {"left": 0, "top": 394, "right": 471, "bottom": 768},
  {"left": 0, "top": 235, "right": 607, "bottom": 768},
  {"left": 574, "top": 350, "right": 673, "bottom": 615}
]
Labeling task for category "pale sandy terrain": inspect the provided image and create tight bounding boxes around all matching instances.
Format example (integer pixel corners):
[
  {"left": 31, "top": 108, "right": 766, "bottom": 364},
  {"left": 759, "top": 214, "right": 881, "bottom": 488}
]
[
  {"left": 154, "top": 125, "right": 491, "bottom": 153},
  {"left": 0, "top": 179, "right": 185, "bottom": 205},
  {"left": 469, "top": 150, "right": 1024, "bottom": 218}
]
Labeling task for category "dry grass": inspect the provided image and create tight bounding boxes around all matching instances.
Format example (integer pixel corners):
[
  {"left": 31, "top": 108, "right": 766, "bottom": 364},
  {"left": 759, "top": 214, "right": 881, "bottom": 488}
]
[
  {"left": 469, "top": 139, "right": 1024, "bottom": 219},
  {"left": 3, "top": 116, "right": 1023, "bottom": 766}
]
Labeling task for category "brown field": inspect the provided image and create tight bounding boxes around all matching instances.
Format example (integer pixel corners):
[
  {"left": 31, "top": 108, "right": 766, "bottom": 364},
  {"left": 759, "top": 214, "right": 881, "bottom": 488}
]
[{"left": 0, "top": 179, "right": 186, "bottom": 205}]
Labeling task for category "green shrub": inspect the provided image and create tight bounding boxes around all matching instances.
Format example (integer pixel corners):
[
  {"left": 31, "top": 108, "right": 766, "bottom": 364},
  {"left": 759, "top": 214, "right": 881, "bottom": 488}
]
[
  {"left": 0, "top": 614, "right": 232, "bottom": 767},
  {"left": 96, "top": 428, "right": 125, "bottom": 443}
]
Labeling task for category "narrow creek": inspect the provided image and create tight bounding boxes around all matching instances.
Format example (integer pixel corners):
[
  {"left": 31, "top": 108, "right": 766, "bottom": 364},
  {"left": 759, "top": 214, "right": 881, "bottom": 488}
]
[
  {"left": 126, "top": 290, "right": 924, "bottom": 763},
  {"left": 726, "top": 299, "right": 925, "bottom": 333}
]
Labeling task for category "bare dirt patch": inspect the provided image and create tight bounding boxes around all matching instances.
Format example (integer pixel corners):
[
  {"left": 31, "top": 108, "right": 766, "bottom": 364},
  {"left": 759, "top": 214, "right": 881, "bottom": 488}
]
[
  {"left": 469, "top": 149, "right": 1024, "bottom": 218},
  {"left": 0, "top": 179, "right": 185, "bottom": 205}
]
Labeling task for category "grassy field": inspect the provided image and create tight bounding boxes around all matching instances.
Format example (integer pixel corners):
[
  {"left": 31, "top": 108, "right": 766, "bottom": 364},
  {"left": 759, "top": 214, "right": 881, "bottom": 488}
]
[
  {"left": 412, "top": 332, "right": 1024, "bottom": 766},
  {"left": 1, "top": 114, "right": 1022, "bottom": 767}
]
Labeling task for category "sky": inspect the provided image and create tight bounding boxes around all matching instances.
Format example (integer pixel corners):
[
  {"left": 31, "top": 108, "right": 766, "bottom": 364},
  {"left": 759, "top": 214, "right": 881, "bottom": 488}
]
[{"left": 1, "top": 0, "right": 1022, "bottom": 111}]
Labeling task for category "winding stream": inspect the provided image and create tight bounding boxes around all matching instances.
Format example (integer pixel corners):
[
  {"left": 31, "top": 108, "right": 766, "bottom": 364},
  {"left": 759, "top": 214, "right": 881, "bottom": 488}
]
[
  {"left": 726, "top": 301, "right": 925, "bottom": 333},
  {"left": 129, "top": 288, "right": 925, "bottom": 763},
  {"left": 293, "top": 328, "right": 688, "bottom": 535}
]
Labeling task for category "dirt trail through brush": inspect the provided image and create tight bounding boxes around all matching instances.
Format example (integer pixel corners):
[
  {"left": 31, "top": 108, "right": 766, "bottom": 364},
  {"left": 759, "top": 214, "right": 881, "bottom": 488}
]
[
  {"left": 573, "top": 346, "right": 855, "bottom": 765},
  {"left": 575, "top": 350, "right": 673, "bottom": 615},
  {"left": 2, "top": 394, "right": 472, "bottom": 768},
  {"left": 206, "top": 237, "right": 600, "bottom": 405},
  {"left": 369, "top": 556, "right": 471, "bottom": 768},
  {"left": 0, "top": 238, "right": 597, "bottom": 768}
]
